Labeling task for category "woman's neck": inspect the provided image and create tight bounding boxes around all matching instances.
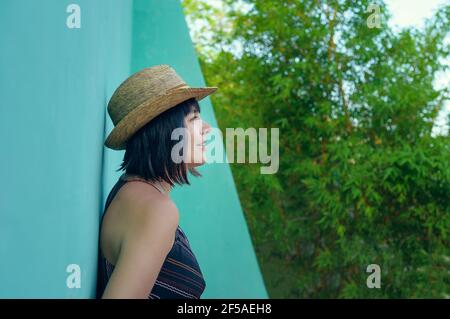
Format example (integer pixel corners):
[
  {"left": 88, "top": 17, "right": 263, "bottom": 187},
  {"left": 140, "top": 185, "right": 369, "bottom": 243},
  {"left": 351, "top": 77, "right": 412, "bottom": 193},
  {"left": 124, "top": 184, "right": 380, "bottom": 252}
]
[{"left": 122, "top": 172, "right": 174, "bottom": 195}]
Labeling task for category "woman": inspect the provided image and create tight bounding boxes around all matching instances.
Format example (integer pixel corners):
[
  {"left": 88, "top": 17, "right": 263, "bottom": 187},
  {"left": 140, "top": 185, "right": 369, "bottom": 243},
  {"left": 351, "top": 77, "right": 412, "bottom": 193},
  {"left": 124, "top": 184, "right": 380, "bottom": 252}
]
[{"left": 97, "top": 64, "right": 217, "bottom": 299}]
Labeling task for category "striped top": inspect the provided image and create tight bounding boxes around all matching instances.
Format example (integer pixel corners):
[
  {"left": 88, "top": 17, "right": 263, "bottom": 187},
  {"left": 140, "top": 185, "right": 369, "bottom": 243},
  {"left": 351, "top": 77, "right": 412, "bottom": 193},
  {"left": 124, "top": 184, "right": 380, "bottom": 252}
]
[{"left": 96, "top": 173, "right": 206, "bottom": 299}]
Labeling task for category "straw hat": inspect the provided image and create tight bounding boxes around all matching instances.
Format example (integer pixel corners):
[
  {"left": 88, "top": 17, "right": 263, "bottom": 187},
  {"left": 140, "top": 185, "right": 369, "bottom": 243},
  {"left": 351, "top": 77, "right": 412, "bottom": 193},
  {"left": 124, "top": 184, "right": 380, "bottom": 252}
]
[{"left": 104, "top": 64, "right": 218, "bottom": 150}]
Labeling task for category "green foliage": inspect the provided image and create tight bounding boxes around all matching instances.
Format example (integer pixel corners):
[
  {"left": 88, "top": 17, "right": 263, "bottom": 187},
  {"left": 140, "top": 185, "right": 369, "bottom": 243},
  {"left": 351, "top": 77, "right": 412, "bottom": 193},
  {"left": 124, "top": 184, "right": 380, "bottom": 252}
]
[{"left": 182, "top": 0, "right": 450, "bottom": 298}]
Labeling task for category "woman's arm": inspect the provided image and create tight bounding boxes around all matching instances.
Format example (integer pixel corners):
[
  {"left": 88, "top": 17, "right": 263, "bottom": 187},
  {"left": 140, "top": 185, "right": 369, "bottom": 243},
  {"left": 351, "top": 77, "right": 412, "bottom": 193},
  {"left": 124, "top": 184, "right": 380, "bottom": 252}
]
[{"left": 101, "top": 199, "right": 179, "bottom": 299}]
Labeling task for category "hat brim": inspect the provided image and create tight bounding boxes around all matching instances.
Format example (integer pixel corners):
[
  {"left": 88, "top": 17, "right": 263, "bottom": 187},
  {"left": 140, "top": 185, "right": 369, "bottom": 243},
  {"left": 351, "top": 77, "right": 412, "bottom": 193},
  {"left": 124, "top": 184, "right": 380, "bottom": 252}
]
[{"left": 104, "top": 86, "right": 218, "bottom": 150}]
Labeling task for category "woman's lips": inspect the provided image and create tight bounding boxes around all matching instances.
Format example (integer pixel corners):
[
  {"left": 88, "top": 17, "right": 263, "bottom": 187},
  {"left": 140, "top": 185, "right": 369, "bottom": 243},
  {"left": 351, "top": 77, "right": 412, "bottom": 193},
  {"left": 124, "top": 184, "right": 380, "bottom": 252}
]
[{"left": 197, "top": 138, "right": 212, "bottom": 152}]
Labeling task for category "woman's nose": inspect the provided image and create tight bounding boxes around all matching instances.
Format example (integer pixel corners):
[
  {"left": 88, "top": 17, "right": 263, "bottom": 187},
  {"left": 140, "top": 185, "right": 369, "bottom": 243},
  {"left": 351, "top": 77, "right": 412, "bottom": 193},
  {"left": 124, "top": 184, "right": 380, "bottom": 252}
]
[{"left": 202, "top": 121, "right": 211, "bottom": 135}]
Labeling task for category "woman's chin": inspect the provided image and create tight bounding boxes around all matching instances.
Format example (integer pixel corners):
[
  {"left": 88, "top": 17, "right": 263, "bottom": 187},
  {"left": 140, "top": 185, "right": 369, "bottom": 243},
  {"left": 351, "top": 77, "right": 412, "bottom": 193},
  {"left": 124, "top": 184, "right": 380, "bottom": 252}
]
[
  {"left": 188, "top": 147, "right": 207, "bottom": 167},
  {"left": 186, "top": 157, "right": 207, "bottom": 169},
  {"left": 193, "top": 157, "right": 207, "bottom": 167}
]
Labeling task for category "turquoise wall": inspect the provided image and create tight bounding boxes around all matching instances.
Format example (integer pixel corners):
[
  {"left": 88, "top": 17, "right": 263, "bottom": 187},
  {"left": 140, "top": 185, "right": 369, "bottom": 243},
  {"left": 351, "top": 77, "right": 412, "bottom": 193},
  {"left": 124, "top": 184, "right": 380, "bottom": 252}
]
[{"left": 0, "top": 0, "right": 267, "bottom": 298}]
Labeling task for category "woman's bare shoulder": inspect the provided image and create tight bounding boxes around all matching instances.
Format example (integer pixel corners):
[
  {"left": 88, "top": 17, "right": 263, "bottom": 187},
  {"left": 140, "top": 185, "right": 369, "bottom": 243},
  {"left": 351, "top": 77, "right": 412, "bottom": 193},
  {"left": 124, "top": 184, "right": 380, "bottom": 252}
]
[{"left": 116, "top": 181, "right": 179, "bottom": 231}]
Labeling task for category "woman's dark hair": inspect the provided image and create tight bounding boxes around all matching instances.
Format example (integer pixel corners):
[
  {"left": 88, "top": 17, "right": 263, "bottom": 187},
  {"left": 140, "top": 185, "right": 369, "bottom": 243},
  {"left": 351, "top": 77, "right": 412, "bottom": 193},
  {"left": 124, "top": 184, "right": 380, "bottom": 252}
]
[{"left": 117, "top": 97, "right": 201, "bottom": 186}]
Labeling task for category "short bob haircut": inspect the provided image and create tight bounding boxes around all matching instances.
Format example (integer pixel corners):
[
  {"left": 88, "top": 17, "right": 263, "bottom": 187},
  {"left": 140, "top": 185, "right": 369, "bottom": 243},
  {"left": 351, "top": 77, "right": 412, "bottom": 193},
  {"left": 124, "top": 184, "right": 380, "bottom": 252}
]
[{"left": 117, "top": 97, "right": 202, "bottom": 186}]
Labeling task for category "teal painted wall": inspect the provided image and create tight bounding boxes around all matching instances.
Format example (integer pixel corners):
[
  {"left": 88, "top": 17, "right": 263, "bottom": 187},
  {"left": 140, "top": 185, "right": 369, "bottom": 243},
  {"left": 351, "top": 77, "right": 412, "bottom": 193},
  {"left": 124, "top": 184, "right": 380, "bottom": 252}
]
[
  {"left": 0, "top": 0, "right": 133, "bottom": 298},
  {"left": 0, "top": 0, "right": 267, "bottom": 298}
]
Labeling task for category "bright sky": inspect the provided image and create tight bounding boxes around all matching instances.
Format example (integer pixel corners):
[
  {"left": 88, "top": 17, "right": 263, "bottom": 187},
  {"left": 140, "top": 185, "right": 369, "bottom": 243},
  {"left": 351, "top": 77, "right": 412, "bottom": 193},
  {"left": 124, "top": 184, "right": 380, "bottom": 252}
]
[
  {"left": 386, "top": 0, "right": 448, "bottom": 29},
  {"left": 386, "top": 0, "right": 449, "bottom": 135}
]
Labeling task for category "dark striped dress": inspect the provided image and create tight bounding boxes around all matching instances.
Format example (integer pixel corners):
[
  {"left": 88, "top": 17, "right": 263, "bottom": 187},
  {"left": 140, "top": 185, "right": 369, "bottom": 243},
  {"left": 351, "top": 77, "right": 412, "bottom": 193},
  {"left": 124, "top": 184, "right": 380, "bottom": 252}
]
[{"left": 96, "top": 173, "right": 206, "bottom": 299}]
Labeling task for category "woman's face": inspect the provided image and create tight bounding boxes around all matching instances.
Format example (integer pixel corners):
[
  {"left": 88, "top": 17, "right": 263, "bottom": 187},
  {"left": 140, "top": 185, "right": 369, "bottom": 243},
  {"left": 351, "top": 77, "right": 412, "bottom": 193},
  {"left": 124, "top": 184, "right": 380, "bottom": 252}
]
[{"left": 184, "top": 110, "right": 211, "bottom": 167}]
